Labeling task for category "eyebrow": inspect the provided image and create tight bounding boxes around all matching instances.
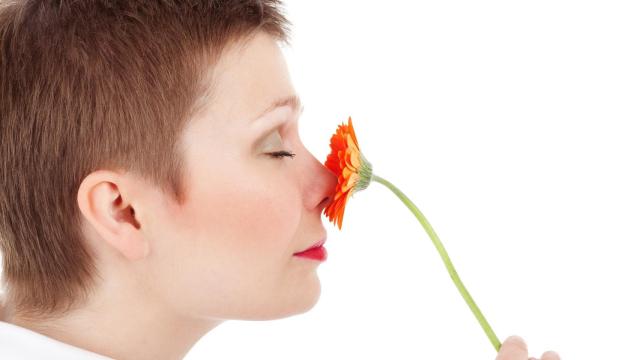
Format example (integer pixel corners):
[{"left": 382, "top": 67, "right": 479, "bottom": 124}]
[{"left": 252, "top": 94, "right": 304, "bottom": 122}]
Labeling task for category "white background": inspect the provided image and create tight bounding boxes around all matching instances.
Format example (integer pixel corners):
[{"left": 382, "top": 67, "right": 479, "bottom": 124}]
[
  {"left": 186, "top": 1, "right": 640, "bottom": 359},
  {"left": 0, "top": 1, "right": 636, "bottom": 359}
]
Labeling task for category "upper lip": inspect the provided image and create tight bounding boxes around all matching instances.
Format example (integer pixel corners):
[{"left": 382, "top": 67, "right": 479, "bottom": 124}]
[{"left": 294, "top": 236, "right": 326, "bottom": 254}]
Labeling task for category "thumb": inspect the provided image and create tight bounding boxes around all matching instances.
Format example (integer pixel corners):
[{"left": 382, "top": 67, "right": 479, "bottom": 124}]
[{"left": 496, "top": 335, "right": 529, "bottom": 360}]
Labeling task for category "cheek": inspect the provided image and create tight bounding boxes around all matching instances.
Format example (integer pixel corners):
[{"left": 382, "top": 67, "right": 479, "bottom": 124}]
[
  {"left": 214, "top": 181, "right": 300, "bottom": 252},
  {"left": 151, "top": 170, "right": 302, "bottom": 306},
  {"left": 183, "top": 169, "right": 302, "bottom": 260}
]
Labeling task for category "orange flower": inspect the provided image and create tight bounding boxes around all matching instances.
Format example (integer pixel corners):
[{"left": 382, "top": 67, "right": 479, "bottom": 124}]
[
  {"left": 323, "top": 116, "right": 372, "bottom": 229},
  {"left": 321, "top": 116, "right": 502, "bottom": 352}
]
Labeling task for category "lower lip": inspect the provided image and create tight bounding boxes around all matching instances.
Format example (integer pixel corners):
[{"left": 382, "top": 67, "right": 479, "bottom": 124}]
[{"left": 294, "top": 246, "right": 327, "bottom": 261}]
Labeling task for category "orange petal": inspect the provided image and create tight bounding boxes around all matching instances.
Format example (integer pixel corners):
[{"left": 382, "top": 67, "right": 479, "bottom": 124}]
[{"left": 323, "top": 117, "right": 366, "bottom": 230}]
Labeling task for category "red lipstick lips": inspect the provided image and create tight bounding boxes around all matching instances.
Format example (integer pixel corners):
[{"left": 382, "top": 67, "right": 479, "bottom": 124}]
[{"left": 294, "top": 238, "right": 327, "bottom": 261}]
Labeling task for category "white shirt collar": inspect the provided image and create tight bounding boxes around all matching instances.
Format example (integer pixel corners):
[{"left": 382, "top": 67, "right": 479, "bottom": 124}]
[{"left": 0, "top": 320, "right": 114, "bottom": 359}]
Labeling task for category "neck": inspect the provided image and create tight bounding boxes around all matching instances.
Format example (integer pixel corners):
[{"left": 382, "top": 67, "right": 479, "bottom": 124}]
[{"left": 4, "top": 286, "right": 224, "bottom": 360}]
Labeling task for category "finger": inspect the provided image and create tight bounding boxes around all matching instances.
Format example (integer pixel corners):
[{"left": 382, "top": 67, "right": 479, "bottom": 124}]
[
  {"left": 496, "top": 335, "right": 528, "bottom": 360},
  {"left": 541, "top": 350, "right": 561, "bottom": 360}
]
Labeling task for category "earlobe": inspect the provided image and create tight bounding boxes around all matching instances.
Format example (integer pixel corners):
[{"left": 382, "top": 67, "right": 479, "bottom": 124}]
[{"left": 77, "top": 170, "right": 150, "bottom": 261}]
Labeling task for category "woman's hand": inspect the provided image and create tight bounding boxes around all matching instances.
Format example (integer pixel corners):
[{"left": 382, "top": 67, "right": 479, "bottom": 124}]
[{"left": 496, "top": 335, "right": 561, "bottom": 360}]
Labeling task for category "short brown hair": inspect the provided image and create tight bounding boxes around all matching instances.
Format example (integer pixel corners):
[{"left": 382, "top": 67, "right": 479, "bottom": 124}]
[{"left": 0, "top": 0, "right": 291, "bottom": 319}]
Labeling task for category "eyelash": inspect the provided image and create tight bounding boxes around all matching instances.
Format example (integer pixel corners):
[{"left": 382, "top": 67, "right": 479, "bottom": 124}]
[{"left": 267, "top": 150, "right": 296, "bottom": 159}]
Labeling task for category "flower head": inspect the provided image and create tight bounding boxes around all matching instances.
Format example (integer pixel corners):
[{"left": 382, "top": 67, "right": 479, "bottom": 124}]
[
  {"left": 323, "top": 116, "right": 372, "bottom": 229},
  {"left": 320, "top": 117, "right": 502, "bottom": 351}
]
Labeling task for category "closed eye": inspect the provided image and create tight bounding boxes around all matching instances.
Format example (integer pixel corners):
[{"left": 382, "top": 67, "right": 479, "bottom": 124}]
[{"left": 267, "top": 150, "right": 296, "bottom": 159}]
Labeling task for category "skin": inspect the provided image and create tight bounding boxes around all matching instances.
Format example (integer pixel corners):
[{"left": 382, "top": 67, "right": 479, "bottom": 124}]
[
  {"left": 3, "top": 31, "right": 337, "bottom": 360},
  {"left": 0, "top": 31, "right": 561, "bottom": 360},
  {"left": 496, "top": 336, "right": 561, "bottom": 360}
]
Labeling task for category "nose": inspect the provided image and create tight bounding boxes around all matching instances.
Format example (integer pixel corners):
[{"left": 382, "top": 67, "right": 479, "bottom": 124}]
[{"left": 300, "top": 148, "right": 338, "bottom": 211}]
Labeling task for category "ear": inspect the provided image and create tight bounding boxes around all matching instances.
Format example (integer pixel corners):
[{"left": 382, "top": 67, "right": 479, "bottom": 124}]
[{"left": 77, "top": 170, "right": 149, "bottom": 261}]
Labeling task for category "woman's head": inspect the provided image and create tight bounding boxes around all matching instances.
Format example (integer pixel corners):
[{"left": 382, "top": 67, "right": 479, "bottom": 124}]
[{"left": 0, "top": 0, "right": 336, "bottom": 322}]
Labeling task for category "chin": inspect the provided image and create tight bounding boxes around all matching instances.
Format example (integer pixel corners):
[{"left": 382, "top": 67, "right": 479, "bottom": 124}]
[{"left": 244, "top": 277, "right": 322, "bottom": 321}]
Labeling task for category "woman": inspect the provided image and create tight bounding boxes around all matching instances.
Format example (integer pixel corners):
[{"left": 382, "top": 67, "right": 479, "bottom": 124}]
[{"left": 0, "top": 1, "right": 560, "bottom": 359}]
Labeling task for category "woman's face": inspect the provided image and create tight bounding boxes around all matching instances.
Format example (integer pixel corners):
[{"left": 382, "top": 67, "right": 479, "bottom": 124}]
[{"left": 141, "top": 31, "right": 337, "bottom": 321}]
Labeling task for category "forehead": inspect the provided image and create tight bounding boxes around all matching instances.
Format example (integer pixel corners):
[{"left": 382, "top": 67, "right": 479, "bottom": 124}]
[{"left": 198, "top": 31, "right": 297, "bottom": 128}]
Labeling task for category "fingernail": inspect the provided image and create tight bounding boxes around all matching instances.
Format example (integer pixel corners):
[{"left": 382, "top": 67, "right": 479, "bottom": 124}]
[
  {"left": 506, "top": 335, "right": 525, "bottom": 344},
  {"left": 542, "top": 350, "right": 561, "bottom": 359},
  {"left": 504, "top": 335, "right": 528, "bottom": 351}
]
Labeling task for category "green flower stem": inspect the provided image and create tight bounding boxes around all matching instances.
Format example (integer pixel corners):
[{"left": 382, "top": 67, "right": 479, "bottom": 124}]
[{"left": 371, "top": 174, "right": 501, "bottom": 352}]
